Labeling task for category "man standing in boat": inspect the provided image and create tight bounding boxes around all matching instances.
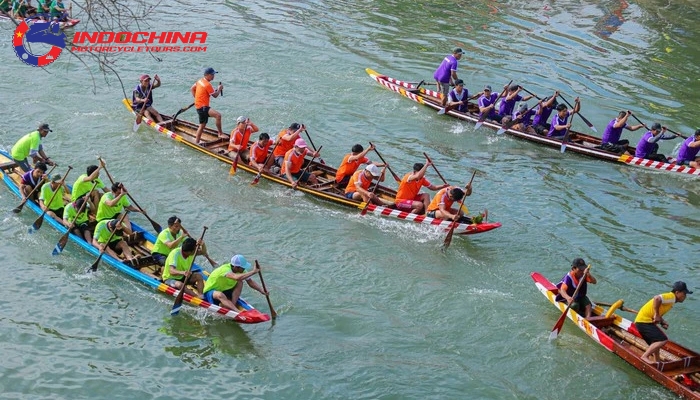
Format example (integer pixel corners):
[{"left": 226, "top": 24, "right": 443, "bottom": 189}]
[
  {"left": 433, "top": 48, "right": 464, "bottom": 107},
  {"left": 634, "top": 123, "right": 678, "bottom": 163},
  {"left": 202, "top": 254, "right": 265, "bottom": 311},
  {"left": 132, "top": 74, "right": 163, "bottom": 124},
  {"left": 11, "top": 123, "right": 55, "bottom": 172},
  {"left": 675, "top": 129, "right": 700, "bottom": 168},
  {"left": 555, "top": 258, "right": 597, "bottom": 319},
  {"left": 599, "top": 111, "right": 644, "bottom": 154},
  {"left": 191, "top": 67, "right": 224, "bottom": 145},
  {"left": 634, "top": 281, "right": 692, "bottom": 364},
  {"left": 395, "top": 161, "right": 448, "bottom": 215}
]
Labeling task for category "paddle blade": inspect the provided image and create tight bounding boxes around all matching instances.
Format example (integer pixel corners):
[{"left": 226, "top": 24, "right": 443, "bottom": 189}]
[
  {"left": 12, "top": 205, "right": 22, "bottom": 213},
  {"left": 560, "top": 142, "right": 567, "bottom": 153},
  {"left": 149, "top": 220, "right": 163, "bottom": 234},
  {"left": 474, "top": 122, "right": 483, "bottom": 130},
  {"left": 170, "top": 304, "right": 182, "bottom": 316},
  {"left": 133, "top": 120, "right": 141, "bottom": 132},
  {"left": 589, "top": 126, "right": 598, "bottom": 133},
  {"left": 496, "top": 128, "right": 506, "bottom": 135},
  {"left": 549, "top": 312, "right": 567, "bottom": 340},
  {"left": 437, "top": 108, "right": 446, "bottom": 115},
  {"left": 53, "top": 233, "right": 69, "bottom": 256},
  {"left": 250, "top": 175, "right": 261, "bottom": 185},
  {"left": 443, "top": 222, "right": 457, "bottom": 249},
  {"left": 88, "top": 258, "right": 100, "bottom": 273},
  {"left": 360, "top": 203, "right": 370, "bottom": 216},
  {"left": 171, "top": 290, "right": 185, "bottom": 315}
]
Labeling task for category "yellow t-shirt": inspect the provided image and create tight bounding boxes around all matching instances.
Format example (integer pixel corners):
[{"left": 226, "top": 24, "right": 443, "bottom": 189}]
[{"left": 635, "top": 292, "right": 675, "bottom": 324}]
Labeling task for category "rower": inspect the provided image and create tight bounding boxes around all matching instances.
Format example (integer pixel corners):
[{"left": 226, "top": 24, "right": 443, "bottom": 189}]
[
  {"left": 394, "top": 161, "right": 448, "bottom": 215},
  {"left": 11, "top": 123, "right": 54, "bottom": 172},
  {"left": 71, "top": 161, "right": 109, "bottom": 216},
  {"left": 226, "top": 116, "right": 259, "bottom": 162},
  {"left": 477, "top": 85, "right": 502, "bottom": 123},
  {"left": 335, "top": 143, "right": 375, "bottom": 190},
  {"left": 19, "top": 161, "right": 47, "bottom": 202},
  {"left": 49, "top": 0, "right": 68, "bottom": 21},
  {"left": 498, "top": 84, "right": 534, "bottom": 119},
  {"left": 95, "top": 182, "right": 142, "bottom": 235},
  {"left": 249, "top": 133, "right": 274, "bottom": 173},
  {"left": 270, "top": 122, "right": 304, "bottom": 173},
  {"left": 132, "top": 74, "right": 163, "bottom": 123},
  {"left": 281, "top": 138, "right": 321, "bottom": 189},
  {"left": 547, "top": 99, "right": 580, "bottom": 138},
  {"left": 39, "top": 173, "right": 70, "bottom": 220},
  {"left": 634, "top": 123, "right": 679, "bottom": 163},
  {"left": 532, "top": 92, "right": 559, "bottom": 135},
  {"left": 599, "top": 111, "right": 644, "bottom": 154},
  {"left": 554, "top": 258, "right": 597, "bottom": 319}
]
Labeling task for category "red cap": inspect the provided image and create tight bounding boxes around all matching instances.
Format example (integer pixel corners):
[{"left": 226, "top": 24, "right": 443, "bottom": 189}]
[{"left": 140, "top": 74, "right": 151, "bottom": 81}]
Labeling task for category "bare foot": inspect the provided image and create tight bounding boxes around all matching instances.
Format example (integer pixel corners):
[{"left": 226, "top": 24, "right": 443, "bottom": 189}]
[{"left": 642, "top": 357, "right": 655, "bottom": 364}]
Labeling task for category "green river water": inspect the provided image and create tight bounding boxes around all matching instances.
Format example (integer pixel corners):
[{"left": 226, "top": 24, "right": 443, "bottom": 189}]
[{"left": 0, "top": 0, "right": 698, "bottom": 399}]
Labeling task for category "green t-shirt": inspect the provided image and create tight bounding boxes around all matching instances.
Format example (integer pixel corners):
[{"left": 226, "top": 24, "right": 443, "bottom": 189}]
[
  {"left": 50, "top": 0, "right": 65, "bottom": 18},
  {"left": 64, "top": 201, "right": 89, "bottom": 225},
  {"left": 202, "top": 263, "right": 239, "bottom": 294},
  {"left": 93, "top": 219, "right": 122, "bottom": 244},
  {"left": 39, "top": 182, "right": 66, "bottom": 211},
  {"left": 96, "top": 192, "right": 130, "bottom": 221},
  {"left": 151, "top": 229, "right": 183, "bottom": 256},
  {"left": 11, "top": 131, "right": 41, "bottom": 161},
  {"left": 162, "top": 247, "right": 193, "bottom": 282},
  {"left": 71, "top": 174, "right": 105, "bottom": 201}
]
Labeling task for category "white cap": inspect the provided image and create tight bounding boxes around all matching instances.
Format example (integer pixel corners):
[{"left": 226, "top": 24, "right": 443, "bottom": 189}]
[
  {"left": 236, "top": 116, "right": 247, "bottom": 124},
  {"left": 365, "top": 164, "right": 380, "bottom": 177}
]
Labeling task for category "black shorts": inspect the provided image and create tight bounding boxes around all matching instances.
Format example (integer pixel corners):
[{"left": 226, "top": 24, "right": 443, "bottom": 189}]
[
  {"left": 72, "top": 222, "right": 90, "bottom": 237},
  {"left": 533, "top": 123, "right": 551, "bottom": 136},
  {"left": 636, "top": 322, "right": 668, "bottom": 344},
  {"left": 107, "top": 240, "right": 122, "bottom": 253},
  {"left": 196, "top": 106, "right": 210, "bottom": 124},
  {"left": 51, "top": 208, "right": 64, "bottom": 219}
]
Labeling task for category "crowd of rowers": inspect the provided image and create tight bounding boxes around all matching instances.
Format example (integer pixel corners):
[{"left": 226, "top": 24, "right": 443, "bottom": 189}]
[
  {"left": 0, "top": 0, "right": 71, "bottom": 21},
  {"left": 9, "top": 125, "right": 268, "bottom": 310},
  {"left": 439, "top": 80, "right": 700, "bottom": 166}
]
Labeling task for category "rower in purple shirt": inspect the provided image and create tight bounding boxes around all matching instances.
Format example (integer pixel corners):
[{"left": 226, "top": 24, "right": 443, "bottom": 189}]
[
  {"left": 532, "top": 92, "right": 559, "bottom": 135},
  {"left": 510, "top": 103, "right": 536, "bottom": 133},
  {"left": 445, "top": 79, "right": 479, "bottom": 113},
  {"left": 477, "top": 85, "right": 503, "bottom": 123},
  {"left": 499, "top": 84, "right": 534, "bottom": 118},
  {"left": 599, "top": 110, "right": 644, "bottom": 154},
  {"left": 433, "top": 48, "right": 464, "bottom": 107},
  {"left": 548, "top": 99, "right": 580, "bottom": 137},
  {"left": 634, "top": 123, "right": 678, "bottom": 162},
  {"left": 675, "top": 129, "right": 700, "bottom": 168}
]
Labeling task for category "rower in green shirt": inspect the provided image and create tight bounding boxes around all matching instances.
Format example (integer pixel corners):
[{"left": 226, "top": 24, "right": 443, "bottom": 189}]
[
  {"left": 162, "top": 238, "right": 205, "bottom": 298},
  {"left": 49, "top": 0, "right": 66, "bottom": 20},
  {"left": 202, "top": 254, "right": 265, "bottom": 310},
  {"left": 96, "top": 182, "right": 142, "bottom": 235},
  {"left": 151, "top": 216, "right": 189, "bottom": 265},
  {"left": 92, "top": 218, "right": 136, "bottom": 264},
  {"left": 71, "top": 161, "right": 109, "bottom": 215},
  {"left": 63, "top": 197, "right": 92, "bottom": 242},
  {"left": 39, "top": 174, "right": 70, "bottom": 220}
]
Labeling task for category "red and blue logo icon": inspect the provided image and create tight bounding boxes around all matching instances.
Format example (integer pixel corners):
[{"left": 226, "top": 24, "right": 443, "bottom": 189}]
[{"left": 13, "top": 19, "right": 66, "bottom": 67}]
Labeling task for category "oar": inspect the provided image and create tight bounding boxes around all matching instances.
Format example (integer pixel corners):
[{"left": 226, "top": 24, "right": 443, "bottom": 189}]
[
  {"left": 520, "top": 87, "right": 542, "bottom": 100},
  {"left": 496, "top": 102, "right": 539, "bottom": 135},
  {"left": 593, "top": 301, "right": 639, "bottom": 314},
  {"left": 475, "top": 80, "right": 512, "bottom": 130},
  {"left": 303, "top": 128, "right": 326, "bottom": 165},
  {"left": 369, "top": 142, "right": 401, "bottom": 183},
  {"left": 180, "top": 223, "right": 217, "bottom": 268},
  {"left": 422, "top": 152, "right": 449, "bottom": 185},
  {"left": 443, "top": 180, "right": 472, "bottom": 250},
  {"left": 559, "top": 94, "right": 597, "bottom": 133},
  {"left": 163, "top": 102, "right": 195, "bottom": 126},
  {"left": 256, "top": 260, "right": 277, "bottom": 319},
  {"left": 560, "top": 113, "right": 578, "bottom": 154},
  {"left": 293, "top": 146, "right": 322, "bottom": 190},
  {"left": 29, "top": 165, "right": 72, "bottom": 233},
  {"left": 53, "top": 181, "right": 98, "bottom": 255},
  {"left": 133, "top": 79, "right": 155, "bottom": 131},
  {"left": 99, "top": 158, "right": 162, "bottom": 233},
  {"left": 219, "top": 82, "right": 223, "bottom": 97},
  {"left": 549, "top": 266, "right": 590, "bottom": 340},
  {"left": 229, "top": 149, "right": 241, "bottom": 175},
  {"left": 628, "top": 114, "right": 649, "bottom": 130},
  {"left": 360, "top": 166, "right": 386, "bottom": 216},
  {"left": 12, "top": 164, "right": 57, "bottom": 213},
  {"left": 171, "top": 226, "right": 208, "bottom": 315},
  {"left": 251, "top": 141, "right": 278, "bottom": 185},
  {"left": 87, "top": 211, "right": 130, "bottom": 273},
  {"left": 664, "top": 127, "right": 688, "bottom": 140}
]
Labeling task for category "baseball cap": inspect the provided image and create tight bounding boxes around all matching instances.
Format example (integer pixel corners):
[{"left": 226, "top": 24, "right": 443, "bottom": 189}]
[
  {"left": 51, "top": 174, "right": 62, "bottom": 182},
  {"left": 483, "top": 85, "right": 492, "bottom": 92},
  {"left": 107, "top": 219, "right": 120, "bottom": 230},
  {"left": 518, "top": 103, "right": 528, "bottom": 112},
  {"left": 289, "top": 122, "right": 301, "bottom": 130},
  {"left": 38, "top": 123, "right": 52, "bottom": 132},
  {"left": 651, "top": 122, "right": 662, "bottom": 131},
  {"left": 231, "top": 254, "right": 252, "bottom": 271},
  {"left": 140, "top": 74, "right": 151, "bottom": 81},
  {"left": 454, "top": 79, "right": 464, "bottom": 86},
  {"left": 204, "top": 67, "right": 217, "bottom": 75},
  {"left": 294, "top": 138, "right": 308, "bottom": 148},
  {"left": 453, "top": 48, "right": 464, "bottom": 54},
  {"left": 672, "top": 281, "right": 693, "bottom": 294},
  {"left": 365, "top": 164, "right": 380, "bottom": 177},
  {"left": 571, "top": 258, "right": 587, "bottom": 269},
  {"left": 236, "top": 116, "right": 247, "bottom": 124}
]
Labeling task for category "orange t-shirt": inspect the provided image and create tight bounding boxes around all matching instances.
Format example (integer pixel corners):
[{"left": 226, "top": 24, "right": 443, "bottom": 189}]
[
  {"left": 228, "top": 126, "right": 253, "bottom": 152},
  {"left": 396, "top": 173, "right": 431, "bottom": 201},
  {"left": 335, "top": 154, "right": 369, "bottom": 183},
  {"left": 427, "top": 187, "right": 454, "bottom": 212},
  {"left": 249, "top": 140, "right": 273, "bottom": 164},
  {"left": 281, "top": 148, "right": 308, "bottom": 175},
  {"left": 345, "top": 170, "right": 372, "bottom": 194},
  {"left": 273, "top": 129, "right": 297, "bottom": 157},
  {"left": 194, "top": 78, "right": 214, "bottom": 109}
]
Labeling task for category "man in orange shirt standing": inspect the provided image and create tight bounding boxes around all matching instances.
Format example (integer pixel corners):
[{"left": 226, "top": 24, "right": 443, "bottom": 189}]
[
  {"left": 335, "top": 143, "right": 377, "bottom": 189},
  {"left": 227, "top": 116, "right": 259, "bottom": 161},
  {"left": 395, "top": 161, "right": 449, "bottom": 214},
  {"left": 191, "top": 67, "right": 224, "bottom": 145},
  {"left": 281, "top": 138, "right": 321, "bottom": 189}
]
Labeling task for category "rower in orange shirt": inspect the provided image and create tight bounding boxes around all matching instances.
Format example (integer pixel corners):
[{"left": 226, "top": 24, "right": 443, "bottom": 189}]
[
  {"left": 426, "top": 186, "right": 468, "bottom": 222},
  {"left": 345, "top": 164, "right": 393, "bottom": 206},
  {"left": 270, "top": 123, "right": 304, "bottom": 173},
  {"left": 335, "top": 143, "right": 377, "bottom": 189},
  {"left": 249, "top": 133, "right": 274, "bottom": 172},
  {"left": 281, "top": 138, "right": 321, "bottom": 189},
  {"left": 395, "top": 161, "right": 449, "bottom": 214},
  {"left": 227, "top": 116, "right": 259, "bottom": 162}
]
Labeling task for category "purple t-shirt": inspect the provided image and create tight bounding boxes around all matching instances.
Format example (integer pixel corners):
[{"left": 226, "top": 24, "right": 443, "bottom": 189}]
[
  {"left": 555, "top": 272, "right": 588, "bottom": 303},
  {"left": 448, "top": 88, "right": 469, "bottom": 112},
  {"left": 601, "top": 119, "right": 627, "bottom": 144},
  {"left": 21, "top": 170, "right": 40, "bottom": 186},
  {"left": 513, "top": 108, "right": 535, "bottom": 127},
  {"left": 635, "top": 131, "right": 655, "bottom": 158},
  {"left": 478, "top": 93, "right": 499, "bottom": 119},
  {"left": 677, "top": 136, "right": 700, "bottom": 162},
  {"left": 499, "top": 94, "right": 522, "bottom": 117},
  {"left": 532, "top": 104, "right": 554, "bottom": 126},
  {"left": 547, "top": 111, "right": 570, "bottom": 137},
  {"left": 433, "top": 55, "right": 458, "bottom": 84}
]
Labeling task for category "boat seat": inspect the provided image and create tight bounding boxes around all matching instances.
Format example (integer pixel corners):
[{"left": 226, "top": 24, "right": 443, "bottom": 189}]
[
  {"left": 586, "top": 315, "right": 616, "bottom": 328},
  {"left": 0, "top": 161, "right": 19, "bottom": 172},
  {"left": 126, "top": 254, "right": 156, "bottom": 269},
  {"left": 656, "top": 357, "right": 700, "bottom": 375},
  {"left": 125, "top": 231, "right": 145, "bottom": 246}
]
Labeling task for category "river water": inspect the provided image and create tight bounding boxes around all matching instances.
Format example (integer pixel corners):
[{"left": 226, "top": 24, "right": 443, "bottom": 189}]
[{"left": 0, "top": 1, "right": 698, "bottom": 399}]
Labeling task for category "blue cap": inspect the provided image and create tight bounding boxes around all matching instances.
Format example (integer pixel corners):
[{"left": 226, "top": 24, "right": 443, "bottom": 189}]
[
  {"left": 230, "top": 254, "right": 252, "bottom": 271},
  {"left": 204, "top": 67, "right": 217, "bottom": 75}
]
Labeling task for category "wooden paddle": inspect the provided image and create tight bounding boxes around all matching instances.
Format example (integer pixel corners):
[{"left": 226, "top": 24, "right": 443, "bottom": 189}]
[
  {"left": 360, "top": 166, "right": 386, "bottom": 216},
  {"left": 133, "top": 78, "right": 155, "bottom": 131},
  {"left": 369, "top": 142, "right": 401, "bottom": 183},
  {"left": 166, "top": 102, "right": 195, "bottom": 125},
  {"left": 87, "top": 211, "right": 130, "bottom": 273},
  {"left": 229, "top": 149, "right": 241, "bottom": 175},
  {"left": 549, "top": 266, "right": 590, "bottom": 340},
  {"left": 250, "top": 140, "right": 278, "bottom": 185},
  {"left": 256, "top": 260, "right": 277, "bottom": 319},
  {"left": 443, "top": 182, "right": 471, "bottom": 250},
  {"left": 219, "top": 82, "right": 223, "bottom": 97},
  {"left": 171, "top": 226, "right": 208, "bottom": 316},
  {"left": 423, "top": 152, "right": 449, "bottom": 185},
  {"left": 559, "top": 94, "right": 597, "bottom": 133},
  {"left": 29, "top": 165, "right": 72, "bottom": 233},
  {"left": 303, "top": 128, "right": 326, "bottom": 165},
  {"left": 560, "top": 112, "right": 578, "bottom": 154},
  {"left": 180, "top": 223, "right": 218, "bottom": 268},
  {"left": 13, "top": 164, "right": 57, "bottom": 213},
  {"left": 293, "top": 146, "right": 322, "bottom": 190},
  {"left": 99, "top": 158, "right": 162, "bottom": 233},
  {"left": 475, "top": 80, "right": 512, "bottom": 130},
  {"left": 53, "top": 181, "right": 98, "bottom": 255}
]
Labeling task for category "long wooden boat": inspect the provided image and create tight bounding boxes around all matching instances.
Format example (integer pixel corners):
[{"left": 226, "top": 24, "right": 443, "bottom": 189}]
[
  {"left": 122, "top": 99, "right": 501, "bottom": 236},
  {"left": 0, "top": 15, "right": 80, "bottom": 29},
  {"left": 0, "top": 150, "right": 269, "bottom": 324},
  {"left": 531, "top": 272, "right": 700, "bottom": 399},
  {"left": 366, "top": 68, "right": 700, "bottom": 178}
]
